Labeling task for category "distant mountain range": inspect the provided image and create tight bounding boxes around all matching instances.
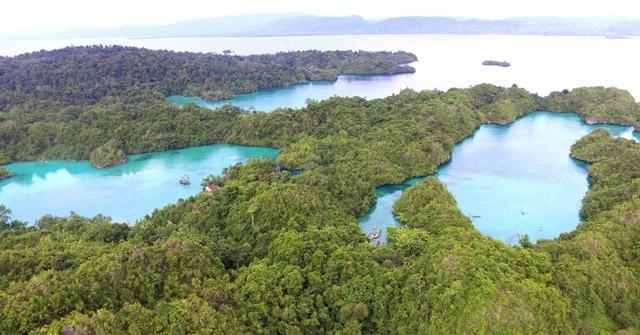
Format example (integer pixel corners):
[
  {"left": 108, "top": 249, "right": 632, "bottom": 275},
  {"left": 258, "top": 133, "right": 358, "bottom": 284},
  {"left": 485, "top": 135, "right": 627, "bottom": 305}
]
[{"left": 3, "top": 14, "right": 639, "bottom": 40}]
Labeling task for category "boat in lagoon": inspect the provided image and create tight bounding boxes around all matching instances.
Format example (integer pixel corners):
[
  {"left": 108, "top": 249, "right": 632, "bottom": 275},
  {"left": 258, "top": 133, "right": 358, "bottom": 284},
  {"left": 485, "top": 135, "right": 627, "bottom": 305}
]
[
  {"left": 358, "top": 111, "right": 640, "bottom": 245},
  {"left": 370, "top": 230, "right": 382, "bottom": 240},
  {"left": 0, "top": 144, "right": 278, "bottom": 224},
  {"left": 179, "top": 175, "right": 191, "bottom": 185}
]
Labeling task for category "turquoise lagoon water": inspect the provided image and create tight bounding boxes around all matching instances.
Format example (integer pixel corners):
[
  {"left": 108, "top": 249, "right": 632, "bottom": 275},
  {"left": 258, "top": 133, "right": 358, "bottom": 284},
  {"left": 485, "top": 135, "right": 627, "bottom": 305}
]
[
  {"left": 3, "top": 34, "right": 640, "bottom": 241},
  {"left": 167, "top": 74, "right": 416, "bottom": 111},
  {"left": 0, "top": 145, "right": 277, "bottom": 224},
  {"left": 1, "top": 109, "right": 637, "bottom": 244},
  {"left": 359, "top": 112, "right": 639, "bottom": 244},
  {"left": 168, "top": 80, "right": 640, "bottom": 243}
]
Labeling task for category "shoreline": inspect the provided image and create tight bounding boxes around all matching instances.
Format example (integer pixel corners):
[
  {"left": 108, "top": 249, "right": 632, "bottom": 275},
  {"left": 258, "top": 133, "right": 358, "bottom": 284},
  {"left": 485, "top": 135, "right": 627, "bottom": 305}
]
[
  {"left": 1, "top": 142, "right": 280, "bottom": 171},
  {"left": 359, "top": 109, "right": 639, "bottom": 245},
  {"left": 169, "top": 69, "right": 418, "bottom": 108},
  {"left": 92, "top": 157, "right": 129, "bottom": 169}
]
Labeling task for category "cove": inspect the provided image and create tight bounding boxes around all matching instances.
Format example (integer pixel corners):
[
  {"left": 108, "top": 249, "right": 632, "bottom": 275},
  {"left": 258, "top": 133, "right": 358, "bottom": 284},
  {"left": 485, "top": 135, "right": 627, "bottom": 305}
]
[
  {"left": 0, "top": 144, "right": 278, "bottom": 224},
  {"left": 359, "top": 112, "right": 639, "bottom": 244},
  {"left": 166, "top": 74, "right": 416, "bottom": 111}
]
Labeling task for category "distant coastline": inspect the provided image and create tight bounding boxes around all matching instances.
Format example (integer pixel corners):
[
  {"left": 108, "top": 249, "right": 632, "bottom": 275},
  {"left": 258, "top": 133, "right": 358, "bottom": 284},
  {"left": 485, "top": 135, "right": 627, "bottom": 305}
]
[{"left": 2, "top": 15, "right": 638, "bottom": 40}]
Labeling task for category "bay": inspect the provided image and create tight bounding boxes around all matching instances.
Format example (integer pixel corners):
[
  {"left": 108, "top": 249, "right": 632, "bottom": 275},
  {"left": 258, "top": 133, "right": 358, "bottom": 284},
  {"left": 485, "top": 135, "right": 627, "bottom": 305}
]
[
  {"left": 359, "top": 112, "right": 639, "bottom": 244},
  {"left": 0, "top": 144, "right": 277, "bottom": 224}
]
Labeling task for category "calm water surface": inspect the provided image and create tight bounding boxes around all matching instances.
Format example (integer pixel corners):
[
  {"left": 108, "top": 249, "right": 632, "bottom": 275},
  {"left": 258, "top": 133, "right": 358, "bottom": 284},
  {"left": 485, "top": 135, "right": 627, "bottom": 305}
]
[
  {"left": 0, "top": 145, "right": 277, "bottom": 224},
  {"left": 2, "top": 34, "right": 640, "bottom": 102},
  {"left": 359, "top": 112, "right": 639, "bottom": 244},
  {"left": 166, "top": 74, "right": 416, "bottom": 111}
]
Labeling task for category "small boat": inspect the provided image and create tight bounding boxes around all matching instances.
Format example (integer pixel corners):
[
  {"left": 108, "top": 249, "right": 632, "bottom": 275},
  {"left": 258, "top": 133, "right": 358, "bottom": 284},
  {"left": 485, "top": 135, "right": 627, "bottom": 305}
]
[
  {"left": 370, "top": 230, "right": 382, "bottom": 240},
  {"left": 470, "top": 214, "right": 481, "bottom": 218},
  {"left": 521, "top": 209, "right": 526, "bottom": 215},
  {"left": 179, "top": 175, "right": 191, "bottom": 185}
]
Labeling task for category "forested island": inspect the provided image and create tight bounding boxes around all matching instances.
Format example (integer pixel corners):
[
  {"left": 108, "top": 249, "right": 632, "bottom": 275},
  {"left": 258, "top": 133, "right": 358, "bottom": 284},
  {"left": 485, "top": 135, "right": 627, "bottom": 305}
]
[
  {"left": 1, "top": 55, "right": 640, "bottom": 335},
  {"left": 0, "top": 46, "right": 416, "bottom": 168},
  {"left": 0, "top": 47, "right": 637, "bottom": 172}
]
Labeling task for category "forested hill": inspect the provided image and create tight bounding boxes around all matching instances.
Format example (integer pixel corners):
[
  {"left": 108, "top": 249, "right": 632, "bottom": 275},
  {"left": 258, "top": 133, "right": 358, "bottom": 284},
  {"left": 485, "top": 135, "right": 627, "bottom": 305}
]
[
  {"left": 1, "top": 84, "right": 640, "bottom": 334},
  {"left": 0, "top": 45, "right": 416, "bottom": 105},
  {"left": 0, "top": 46, "right": 415, "bottom": 166}
]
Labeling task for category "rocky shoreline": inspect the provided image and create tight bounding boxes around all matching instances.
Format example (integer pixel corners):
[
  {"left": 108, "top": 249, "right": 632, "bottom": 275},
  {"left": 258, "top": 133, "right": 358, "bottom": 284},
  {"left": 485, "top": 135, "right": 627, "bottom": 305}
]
[
  {"left": 583, "top": 117, "right": 638, "bottom": 131},
  {"left": 0, "top": 169, "right": 11, "bottom": 181},
  {"left": 91, "top": 157, "right": 128, "bottom": 169}
]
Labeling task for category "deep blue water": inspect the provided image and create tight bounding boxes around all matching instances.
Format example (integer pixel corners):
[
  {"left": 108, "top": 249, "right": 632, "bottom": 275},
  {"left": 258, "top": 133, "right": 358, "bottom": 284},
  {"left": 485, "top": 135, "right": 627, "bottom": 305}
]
[{"left": 359, "top": 112, "right": 638, "bottom": 244}]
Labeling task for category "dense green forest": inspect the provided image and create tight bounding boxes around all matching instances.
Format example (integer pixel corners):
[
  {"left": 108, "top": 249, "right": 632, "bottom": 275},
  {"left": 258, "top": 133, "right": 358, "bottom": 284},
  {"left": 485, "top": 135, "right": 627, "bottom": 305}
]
[
  {"left": 1, "top": 80, "right": 640, "bottom": 333},
  {"left": 0, "top": 46, "right": 416, "bottom": 167}
]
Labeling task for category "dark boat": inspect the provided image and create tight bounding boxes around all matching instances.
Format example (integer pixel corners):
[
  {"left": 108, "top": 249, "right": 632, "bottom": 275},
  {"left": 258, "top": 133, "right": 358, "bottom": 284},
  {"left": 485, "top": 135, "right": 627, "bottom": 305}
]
[
  {"left": 483, "top": 60, "right": 511, "bottom": 67},
  {"left": 179, "top": 175, "right": 191, "bottom": 185}
]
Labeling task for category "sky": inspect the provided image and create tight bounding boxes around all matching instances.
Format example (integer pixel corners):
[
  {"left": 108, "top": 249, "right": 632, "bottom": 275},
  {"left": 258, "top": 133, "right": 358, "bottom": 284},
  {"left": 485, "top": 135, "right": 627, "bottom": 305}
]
[{"left": 1, "top": 0, "right": 639, "bottom": 32}]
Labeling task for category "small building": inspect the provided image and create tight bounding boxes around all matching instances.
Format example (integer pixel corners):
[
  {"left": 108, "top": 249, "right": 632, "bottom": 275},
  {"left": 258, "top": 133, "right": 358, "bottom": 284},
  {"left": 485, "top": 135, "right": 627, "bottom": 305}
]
[{"left": 205, "top": 184, "right": 220, "bottom": 192}]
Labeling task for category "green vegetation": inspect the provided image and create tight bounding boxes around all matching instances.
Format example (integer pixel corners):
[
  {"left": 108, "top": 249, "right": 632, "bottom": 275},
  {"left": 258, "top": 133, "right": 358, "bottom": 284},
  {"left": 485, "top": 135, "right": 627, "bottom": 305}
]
[
  {"left": 89, "top": 139, "right": 127, "bottom": 168},
  {"left": 0, "top": 46, "right": 415, "bottom": 166},
  {"left": 537, "top": 130, "right": 640, "bottom": 332},
  {"left": 570, "top": 129, "right": 640, "bottom": 220},
  {"left": 0, "top": 167, "right": 10, "bottom": 180},
  {"left": 544, "top": 87, "right": 640, "bottom": 128},
  {"left": 1, "top": 80, "right": 640, "bottom": 333},
  {"left": 570, "top": 128, "right": 637, "bottom": 163}
]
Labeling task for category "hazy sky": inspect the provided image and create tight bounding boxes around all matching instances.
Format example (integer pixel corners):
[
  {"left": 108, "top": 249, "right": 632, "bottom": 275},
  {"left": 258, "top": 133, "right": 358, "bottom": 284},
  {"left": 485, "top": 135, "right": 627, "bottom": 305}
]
[{"left": 2, "top": 0, "right": 639, "bottom": 31}]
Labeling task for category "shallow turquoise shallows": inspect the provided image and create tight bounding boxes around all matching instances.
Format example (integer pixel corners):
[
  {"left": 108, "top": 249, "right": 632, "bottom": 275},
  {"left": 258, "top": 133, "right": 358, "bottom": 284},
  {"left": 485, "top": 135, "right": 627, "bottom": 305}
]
[
  {"left": 0, "top": 145, "right": 277, "bottom": 224},
  {"left": 359, "top": 112, "right": 639, "bottom": 244}
]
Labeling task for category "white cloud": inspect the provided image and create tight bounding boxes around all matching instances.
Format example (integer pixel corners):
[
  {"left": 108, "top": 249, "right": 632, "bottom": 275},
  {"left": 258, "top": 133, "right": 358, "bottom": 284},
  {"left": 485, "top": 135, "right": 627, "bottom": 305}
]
[{"left": 1, "top": 0, "right": 639, "bottom": 32}]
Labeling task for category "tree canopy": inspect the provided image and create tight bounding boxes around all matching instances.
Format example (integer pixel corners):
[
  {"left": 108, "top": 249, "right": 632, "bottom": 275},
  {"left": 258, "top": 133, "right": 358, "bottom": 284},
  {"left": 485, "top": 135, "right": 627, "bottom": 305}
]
[
  {"left": 0, "top": 46, "right": 416, "bottom": 167},
  {"left": 1, "top": 80, "right": 640, "bottom": 333},
  {"left": 2, "top": 46, "right": 640, "bottom": 334}
]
